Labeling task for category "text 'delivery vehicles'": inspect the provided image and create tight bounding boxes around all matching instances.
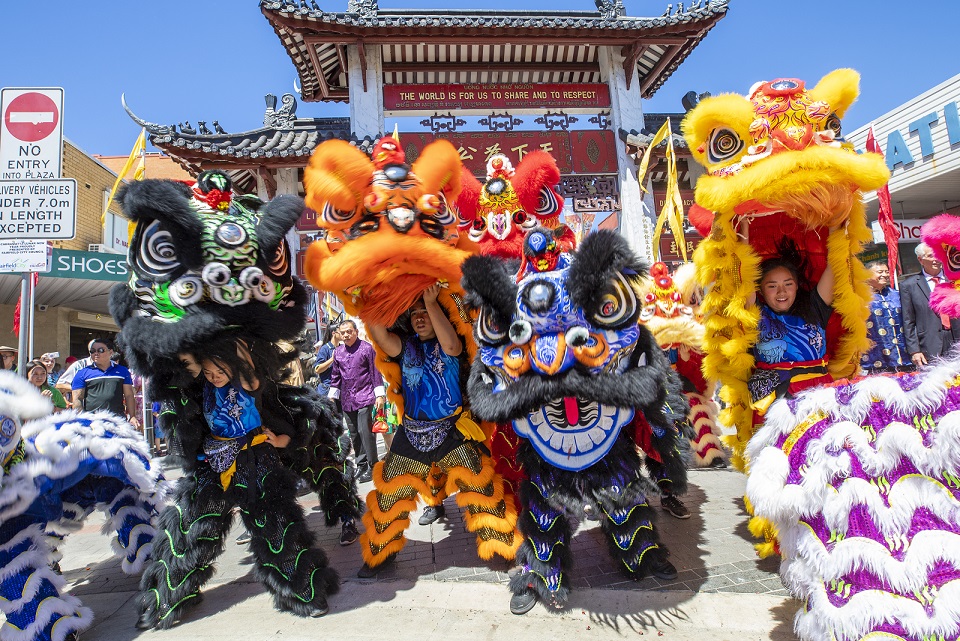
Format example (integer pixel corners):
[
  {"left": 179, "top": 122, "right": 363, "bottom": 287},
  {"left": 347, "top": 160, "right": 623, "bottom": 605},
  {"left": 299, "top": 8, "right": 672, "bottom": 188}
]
[{"left": 0, "top": 179, "right": 76, "bottom": 239}]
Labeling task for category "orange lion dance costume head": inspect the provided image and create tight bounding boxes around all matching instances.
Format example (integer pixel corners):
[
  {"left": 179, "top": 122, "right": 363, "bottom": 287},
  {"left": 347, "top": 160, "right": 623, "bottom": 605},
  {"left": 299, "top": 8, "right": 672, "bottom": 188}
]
[{"left": 302, "top": 135, "right": 478, "bottom": 417}]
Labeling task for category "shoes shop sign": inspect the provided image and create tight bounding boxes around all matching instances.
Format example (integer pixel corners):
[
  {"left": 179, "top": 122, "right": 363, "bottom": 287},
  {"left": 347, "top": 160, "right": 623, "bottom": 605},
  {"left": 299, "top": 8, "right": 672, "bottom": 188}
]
[{"left": 47, "top": 248, "right": 128, "bottom": 281}]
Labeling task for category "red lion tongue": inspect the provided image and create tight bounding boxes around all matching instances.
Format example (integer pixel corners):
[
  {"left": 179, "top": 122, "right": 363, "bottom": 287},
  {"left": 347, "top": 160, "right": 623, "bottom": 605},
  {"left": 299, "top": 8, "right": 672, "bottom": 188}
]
[{"left": 563, "top": 397, "right": 580, "bottom": 425}]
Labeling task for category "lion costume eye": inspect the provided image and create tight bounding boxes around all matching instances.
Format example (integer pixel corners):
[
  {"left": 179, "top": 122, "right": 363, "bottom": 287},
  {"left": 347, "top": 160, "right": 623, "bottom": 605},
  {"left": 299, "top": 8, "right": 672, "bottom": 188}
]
[
  {"left": 509, "top": 319, "right": 533, "bottom": 345},
  {"left": 707, "top": 127, "right": 744, "bottom": 164},
  {"left": 824, "top": 112, "right": 842, "bottom": 138},
  {"left": 202, "top": 262, "right": 232, "bottom": 287},
  {"left": 477, "top": 308, "right": 509, "bottom": 345},
  {"left": 946, "top": 244, "right": 960, "bottom": 273},
  {"left": 132, "top": 220, "right": 181, "bottom": 280},
  {"left": 591, "top": 273, "right": 638, "bottom": 328},
  {"left": 238, "top": 266, "right": 264, "bottom": 289}
]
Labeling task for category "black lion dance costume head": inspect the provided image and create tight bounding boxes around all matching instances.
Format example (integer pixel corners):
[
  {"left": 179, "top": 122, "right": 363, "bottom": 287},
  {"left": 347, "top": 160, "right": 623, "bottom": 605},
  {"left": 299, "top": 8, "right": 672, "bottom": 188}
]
[
  {"left": 462, "top": 229, "right": 688, "bottom": 613},
  {"left": 110, "top": 170, "right": 360, "bottom": 627}
]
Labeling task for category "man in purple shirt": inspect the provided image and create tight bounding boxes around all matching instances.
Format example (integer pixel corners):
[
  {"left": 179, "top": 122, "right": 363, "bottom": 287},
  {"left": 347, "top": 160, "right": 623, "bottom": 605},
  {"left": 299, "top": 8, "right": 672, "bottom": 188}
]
[{"left": 328, "top": 320, "right": 385, "bottom": 483}]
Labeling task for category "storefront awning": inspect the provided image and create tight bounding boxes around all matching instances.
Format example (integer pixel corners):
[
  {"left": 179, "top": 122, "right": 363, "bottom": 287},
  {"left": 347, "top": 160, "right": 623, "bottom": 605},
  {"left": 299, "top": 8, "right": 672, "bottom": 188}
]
[
  {"left": 0, "top": 247, "right": 127, "bottom": 315},
  {"left": 0, "top": 273, "right": 117, "bottom": 314}
]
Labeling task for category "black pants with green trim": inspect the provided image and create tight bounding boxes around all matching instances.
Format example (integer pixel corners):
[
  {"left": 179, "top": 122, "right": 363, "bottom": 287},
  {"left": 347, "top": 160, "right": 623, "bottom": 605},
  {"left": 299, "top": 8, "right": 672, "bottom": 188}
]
[{"left": 135, "top": 443, "right": 339, "bottom": 629}]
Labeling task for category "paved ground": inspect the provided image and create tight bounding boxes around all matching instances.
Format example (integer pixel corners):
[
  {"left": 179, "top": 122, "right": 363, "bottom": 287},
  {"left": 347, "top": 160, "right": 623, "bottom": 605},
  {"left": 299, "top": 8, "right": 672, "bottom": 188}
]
[{"left": 2, "top": 458, "right": 802, "bottom": 640}]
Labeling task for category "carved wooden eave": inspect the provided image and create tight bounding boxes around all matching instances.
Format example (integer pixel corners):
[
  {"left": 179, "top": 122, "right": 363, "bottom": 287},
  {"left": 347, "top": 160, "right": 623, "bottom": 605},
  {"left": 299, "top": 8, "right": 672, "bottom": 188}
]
[
  {"left": 260, "top": 0, "right": 728, "bottom": 102},
  {"left": 121, "top": 94, "right": 376, "bottom": 194}
]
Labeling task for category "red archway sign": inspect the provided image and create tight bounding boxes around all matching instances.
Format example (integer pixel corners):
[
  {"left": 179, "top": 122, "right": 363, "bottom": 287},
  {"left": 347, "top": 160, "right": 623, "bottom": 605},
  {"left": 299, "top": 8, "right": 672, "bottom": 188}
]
[{"left": 4, "top": 92, "right": 60, "bottom": 142}]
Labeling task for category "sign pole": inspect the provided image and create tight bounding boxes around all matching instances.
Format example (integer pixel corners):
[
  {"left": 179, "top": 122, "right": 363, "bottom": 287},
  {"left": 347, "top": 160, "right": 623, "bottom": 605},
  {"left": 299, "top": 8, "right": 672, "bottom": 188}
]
[
  {"left": 27, "top": 272, "right": 36, "bottom": 360},
  {"left": 16, "top": 273, "right": 32, "bottom": 373}
]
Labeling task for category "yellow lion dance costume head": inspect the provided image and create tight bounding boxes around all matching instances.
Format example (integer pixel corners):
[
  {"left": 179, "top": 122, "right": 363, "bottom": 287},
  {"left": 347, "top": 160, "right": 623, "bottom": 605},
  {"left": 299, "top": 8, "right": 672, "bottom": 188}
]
[{"left": 683, "top": 69, "right": 890, "bottom": 469}]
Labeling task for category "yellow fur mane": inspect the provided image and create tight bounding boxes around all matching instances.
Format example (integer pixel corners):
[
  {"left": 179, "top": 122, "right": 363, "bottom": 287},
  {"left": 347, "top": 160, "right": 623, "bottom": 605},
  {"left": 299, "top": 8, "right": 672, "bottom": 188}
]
[{"left": 684, "top": 69, "right": 890, "bottom": 470}]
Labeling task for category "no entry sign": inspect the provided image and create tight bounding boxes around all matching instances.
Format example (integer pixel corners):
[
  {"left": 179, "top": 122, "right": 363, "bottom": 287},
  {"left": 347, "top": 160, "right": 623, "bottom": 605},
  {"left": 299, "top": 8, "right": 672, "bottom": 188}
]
[{"left": 0, "top": 88, "right": 64, "bottom": 178}]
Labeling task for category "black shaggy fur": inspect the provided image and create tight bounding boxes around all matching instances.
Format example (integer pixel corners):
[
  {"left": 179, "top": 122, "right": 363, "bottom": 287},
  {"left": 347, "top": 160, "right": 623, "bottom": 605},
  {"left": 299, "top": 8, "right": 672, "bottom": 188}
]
[
  {"left": 257, "top": 195, "right": 305, "bottom": 252},
  {"left": 567, "top": 230, "right": 647, "bottom": 317},
  {"left": 112, "top": 176, "right": 360, "bottom": 627},
  {"left": 117, "top": 180, "right": 204, "bottom": 272},
  {"left": 136, "top": 448, "right": 340, "bottom": 629},
  {"left": 461, "top": 255, "right": 518, "bottom": 325}
]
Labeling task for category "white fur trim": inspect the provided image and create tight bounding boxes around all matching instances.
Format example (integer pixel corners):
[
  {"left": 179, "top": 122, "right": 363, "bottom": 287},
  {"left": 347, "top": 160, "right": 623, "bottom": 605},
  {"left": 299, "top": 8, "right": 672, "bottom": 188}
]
[
  {"left": 0, "top": 598, "right": 93, "bottom": 641},
  {"left": 0, "top": 411, "right": 167, "bottom": 523},
  {"left": 745, "top": 354, "right": 960, "bottom": 641},
  {"left": 0, "top": 371, "right": 54, "bottom": 421}
]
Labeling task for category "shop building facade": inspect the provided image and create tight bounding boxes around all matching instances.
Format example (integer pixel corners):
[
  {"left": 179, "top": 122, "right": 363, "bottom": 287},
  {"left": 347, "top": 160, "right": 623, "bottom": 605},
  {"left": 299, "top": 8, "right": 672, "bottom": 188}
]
[{"left": 848, "top": 72, "right": 960, "bottom": 274}]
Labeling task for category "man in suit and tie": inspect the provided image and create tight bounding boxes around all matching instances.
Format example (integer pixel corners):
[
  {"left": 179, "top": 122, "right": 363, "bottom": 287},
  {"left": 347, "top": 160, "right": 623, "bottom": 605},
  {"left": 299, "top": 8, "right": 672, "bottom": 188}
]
[{"left": 901, "top": 242, "right": 960, "bottom": 367}]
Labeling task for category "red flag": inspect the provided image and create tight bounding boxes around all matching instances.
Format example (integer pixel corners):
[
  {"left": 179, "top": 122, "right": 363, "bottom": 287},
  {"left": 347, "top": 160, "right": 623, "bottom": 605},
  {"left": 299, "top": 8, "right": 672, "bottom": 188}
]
[
  {"left": 865, "top": 128, "right": 899, "bottom": 277},
  {"left": 12, "top": 273, "right": 40, "bottom": 336}
]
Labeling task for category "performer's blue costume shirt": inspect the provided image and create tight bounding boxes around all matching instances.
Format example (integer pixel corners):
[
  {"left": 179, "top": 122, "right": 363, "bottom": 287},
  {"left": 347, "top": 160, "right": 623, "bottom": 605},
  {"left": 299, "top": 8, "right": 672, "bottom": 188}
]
[
  {"left": 203, "top": 383, "right": 261, "bottom": 438},
  {"left": 401, "top": 337, "right": 461, "bottom": 420},
  {"left": 755, "top": 290, "right": 832, "bottom": 365}
]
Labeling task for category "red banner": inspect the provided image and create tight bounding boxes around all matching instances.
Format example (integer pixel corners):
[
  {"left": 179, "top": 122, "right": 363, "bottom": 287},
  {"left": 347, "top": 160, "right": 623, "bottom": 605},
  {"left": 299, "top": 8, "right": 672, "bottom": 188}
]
[
  {"left": 658, "top": 230, "right": 704, "bottom": 263},
  {"left": 400, "top": 130, "right": 616, "bottom": 177},
  {"left": 401, "top": 131, "right": 573, "bottom": 175},
  {"left": 654, "top": 189, "right": 696, "bottom": 212},
  {"left": 298, "top": 206, "right": 321, "bottom": 232},
  {"left": 569, "top": 130, "right": 618, "bottom": 174},
  {"left": 384, "top": 83, "right": 610, "bottom": 112}
]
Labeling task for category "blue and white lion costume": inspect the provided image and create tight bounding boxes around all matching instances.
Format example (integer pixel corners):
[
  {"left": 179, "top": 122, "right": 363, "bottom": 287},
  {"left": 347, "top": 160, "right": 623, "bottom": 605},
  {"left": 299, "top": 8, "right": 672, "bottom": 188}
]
[{"left": 0, "top": 372, "right": 165, "bottom": 641}]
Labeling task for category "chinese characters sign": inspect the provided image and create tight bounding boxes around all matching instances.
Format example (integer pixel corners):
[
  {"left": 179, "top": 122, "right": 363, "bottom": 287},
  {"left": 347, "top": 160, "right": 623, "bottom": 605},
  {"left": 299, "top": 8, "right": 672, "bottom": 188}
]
[
  {"left": 400, "top": 130, "right": 616, "bottom": 176},
  {"left": 384, "top": 83, "right": 611, "bottom": 112}
]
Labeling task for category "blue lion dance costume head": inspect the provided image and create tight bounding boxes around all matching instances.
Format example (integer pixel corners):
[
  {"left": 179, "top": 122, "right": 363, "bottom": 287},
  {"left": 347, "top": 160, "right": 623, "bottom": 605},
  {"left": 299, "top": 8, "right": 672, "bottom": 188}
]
[
  {"left": 0, "top": 371, "right": 165, "bottom": 641},
  {"left": 462, "top": 228, "right": 689, "bottom": 610}
]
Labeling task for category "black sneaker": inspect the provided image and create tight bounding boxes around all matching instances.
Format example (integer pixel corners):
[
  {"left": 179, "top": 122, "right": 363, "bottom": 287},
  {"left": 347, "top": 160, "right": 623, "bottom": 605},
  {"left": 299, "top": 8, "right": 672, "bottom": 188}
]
[
  {"left": 650, "top": 556, "right": 678, "bottom": 581},
  {"left": 308, "top": 599, "right": 329, "bottom": 617},
  {"left": 357, "top": 469, "right": 373, "bottom": 483},
  {"left": 357, "top": 554, "right": 395, "bottom": 578},
  {"left": 509, "top": 588, "right": 537, "bottom": 615},
  {"left": 661, "top": 495, "right": 690, "bottom": 519},
  {"left": 708, "top": 457, "right": 728, "bottom": 469},
  {"left": 339, "top": 520, "right": 359, "bottom": 546},
  {"left": 236, "top": 532, "right": 252, "bottom": 545},
  {"left": 418, "top": 504, "right": 445, "bottom": 525}
]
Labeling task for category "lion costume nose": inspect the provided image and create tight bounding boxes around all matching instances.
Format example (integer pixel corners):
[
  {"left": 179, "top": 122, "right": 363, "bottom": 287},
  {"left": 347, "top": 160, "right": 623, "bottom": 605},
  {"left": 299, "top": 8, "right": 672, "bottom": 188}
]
[
  {"left": 530, "top": 333, "right": 574, "bottom": 376},
  {"left": 524, "top": 281, "right": 555, "bottom": 313}
]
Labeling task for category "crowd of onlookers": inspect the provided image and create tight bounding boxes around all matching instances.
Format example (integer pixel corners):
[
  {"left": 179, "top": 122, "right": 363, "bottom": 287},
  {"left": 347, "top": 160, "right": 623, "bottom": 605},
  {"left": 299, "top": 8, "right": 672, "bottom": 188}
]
[
  {"left": 861, "top": 243, "right": 960, "bottom": 375},
  {"left": 0, "top": 338, "right": 143, "bottom": 431}
]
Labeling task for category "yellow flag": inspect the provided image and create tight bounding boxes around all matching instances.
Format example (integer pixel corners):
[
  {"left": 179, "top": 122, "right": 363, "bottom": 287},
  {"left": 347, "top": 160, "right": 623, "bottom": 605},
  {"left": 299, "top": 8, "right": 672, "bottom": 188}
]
[
  {"left": 635, "top": 120, "right": 671, "bottom": 196},
  {"left": 102, "top": 128, "right": 146, "bottom": 225},
  {"left": 133, "top": 153, "right": 145, "bottom": 181},
  {"left": 648, "top": 119, "right": 687, "bottom": 261}
]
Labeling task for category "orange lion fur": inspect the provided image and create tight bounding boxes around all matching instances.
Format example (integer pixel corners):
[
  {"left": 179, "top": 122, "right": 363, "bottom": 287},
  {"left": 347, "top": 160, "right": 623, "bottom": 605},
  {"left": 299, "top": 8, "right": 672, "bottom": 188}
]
[{"left": 302, "top": 139, "right": 373, "bottom": 222}]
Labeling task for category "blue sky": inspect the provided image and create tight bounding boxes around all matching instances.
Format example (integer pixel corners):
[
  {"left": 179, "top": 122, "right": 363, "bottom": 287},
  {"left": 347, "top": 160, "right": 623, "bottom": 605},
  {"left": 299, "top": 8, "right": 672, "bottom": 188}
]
[{"left": 1, "top": 0, "right": 956, "bottom": 156}]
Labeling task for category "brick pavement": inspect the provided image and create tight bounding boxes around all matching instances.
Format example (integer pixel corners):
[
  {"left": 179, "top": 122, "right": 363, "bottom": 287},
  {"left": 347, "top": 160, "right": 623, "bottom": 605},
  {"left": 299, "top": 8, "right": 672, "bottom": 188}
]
[
  {"left": 2, "top": 461, "right": 797, "bottom": 639},
  {"left": 53, "top": 463, "right": 786, "bottom": 598}
]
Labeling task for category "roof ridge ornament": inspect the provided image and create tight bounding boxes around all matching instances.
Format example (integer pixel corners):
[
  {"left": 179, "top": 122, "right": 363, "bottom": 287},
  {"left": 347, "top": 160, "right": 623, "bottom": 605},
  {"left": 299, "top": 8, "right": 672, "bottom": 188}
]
[
  {"left": 263, "top": 93, "right": 298, "bottom": 130},
  {"left": 347, "top": 0, "right": 378, "bottom": 17},
  {"left": 595, "top": 0, "right": 624, "bottom": 19},
  {"left": 121, "top": 94, "right": 175, "bottom": 136}
]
